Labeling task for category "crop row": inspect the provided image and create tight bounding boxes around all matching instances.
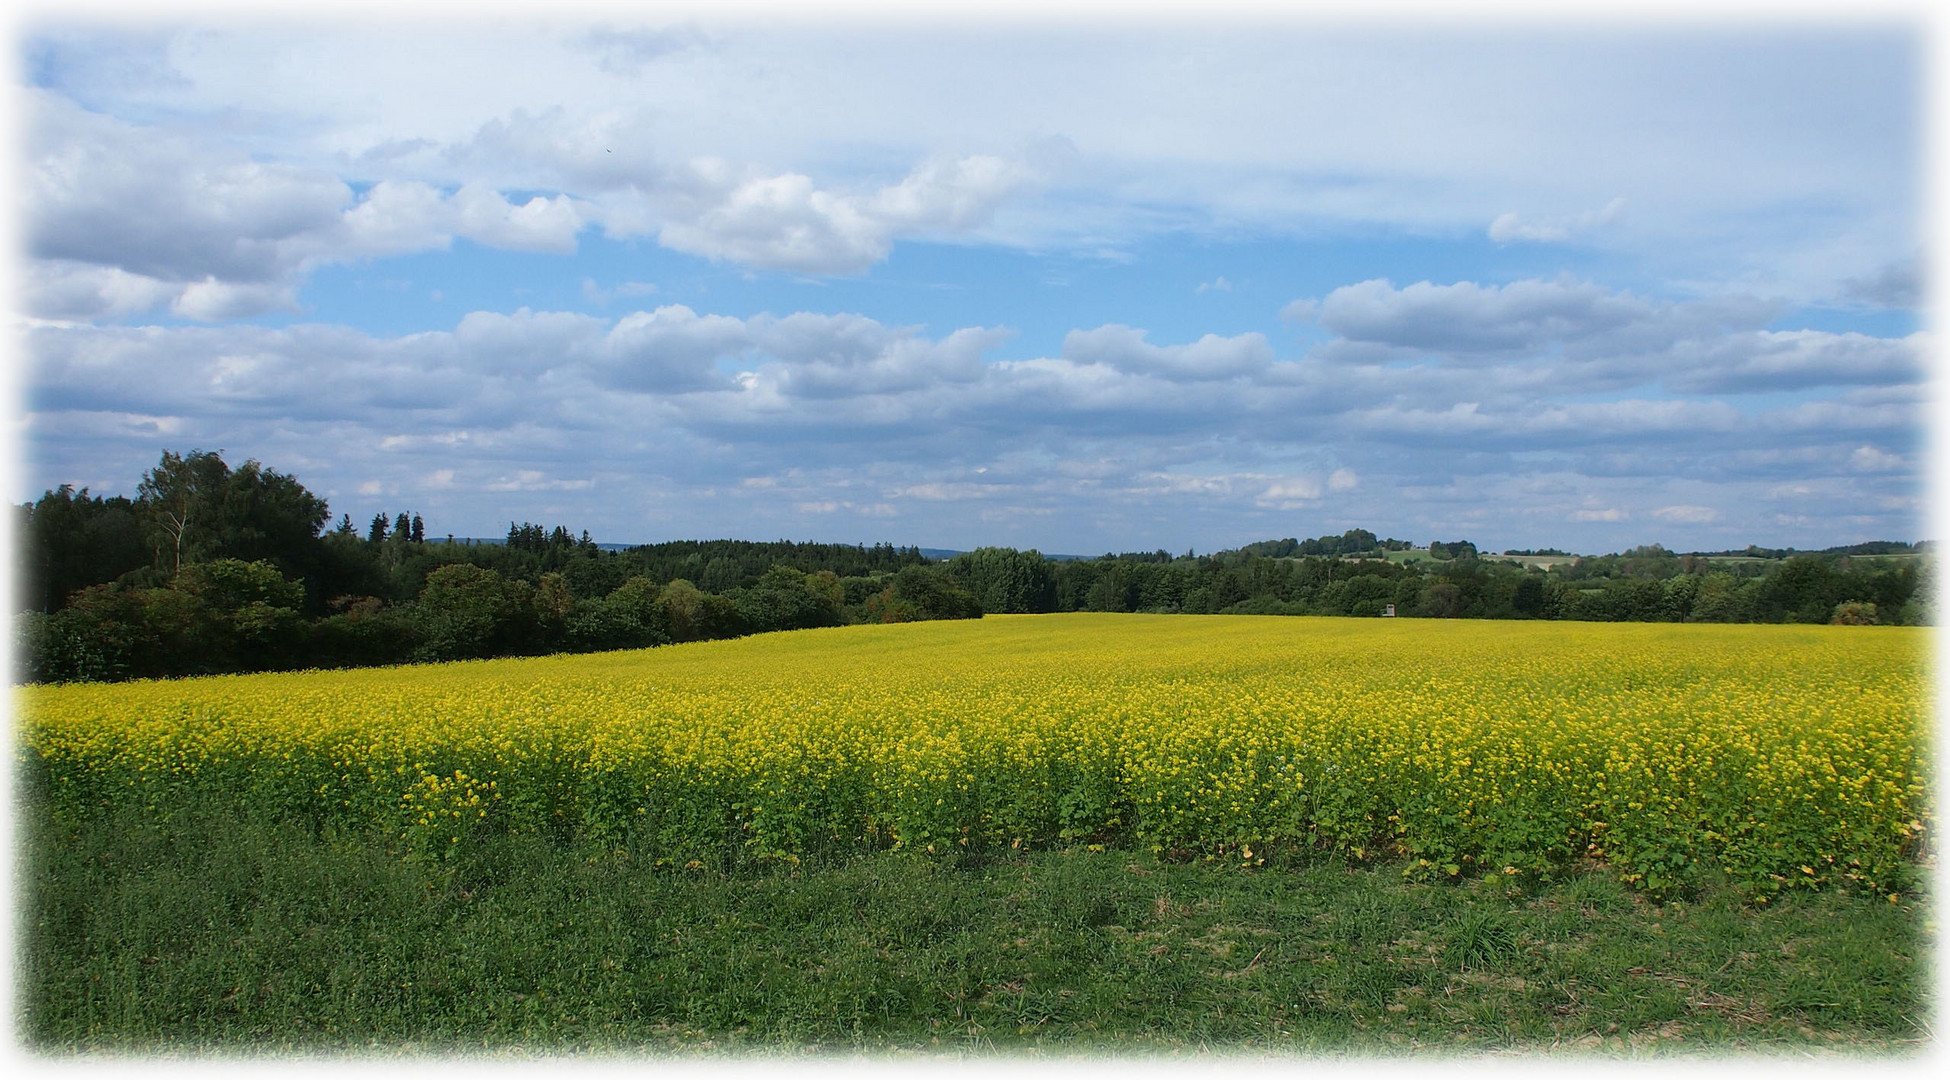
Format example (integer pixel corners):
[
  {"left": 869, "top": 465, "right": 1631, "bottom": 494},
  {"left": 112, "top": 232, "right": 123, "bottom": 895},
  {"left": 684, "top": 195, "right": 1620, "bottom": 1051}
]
[{"left": 17, "top": 615, "right": 1930, "bottom": 898}]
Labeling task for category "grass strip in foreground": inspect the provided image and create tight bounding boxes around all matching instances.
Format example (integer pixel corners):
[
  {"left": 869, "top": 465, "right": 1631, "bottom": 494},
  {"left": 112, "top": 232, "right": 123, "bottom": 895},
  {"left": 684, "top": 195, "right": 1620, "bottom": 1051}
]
[{"left": 20, "top": 801, "right": 1933, "bottom": 1056}]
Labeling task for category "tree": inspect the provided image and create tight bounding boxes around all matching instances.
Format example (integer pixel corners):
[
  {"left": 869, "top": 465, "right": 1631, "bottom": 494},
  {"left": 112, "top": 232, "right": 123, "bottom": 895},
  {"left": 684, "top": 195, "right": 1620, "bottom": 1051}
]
[
  {"left": 18, "top": 485, "right": 149, "bottom": 612},
  {"left": 733, "top": 565, "right": 842, "bottom": 634},
  {"left": 946, "top": 547, "right": 1057, "bottom": 613},
  {"left": 865, "top": 565, "right": 983, "bottom": 622},
  {"left": 173, "top": 558, "right": 307, "bottom": 670},
  {"left": 137, "top": 450, "right": 231, "bottom": 573},
  {"left": 1423, "top": 581, "right": 1463, "bottom": 618},
  {"left": 413, "top": 563, "right": 536, "bottom": 661},
  {"left": 1511, "top": 575, "right": 1548, "bottom": 618},
  {"left": 1831, "top": 601, "right": 1879, "bottom": 626},
  {"left": 136, "top": 451, "right": 331, "bottom": 577},
  {"left": 661, "top": 579, "right": 743, "bottom": 642}
]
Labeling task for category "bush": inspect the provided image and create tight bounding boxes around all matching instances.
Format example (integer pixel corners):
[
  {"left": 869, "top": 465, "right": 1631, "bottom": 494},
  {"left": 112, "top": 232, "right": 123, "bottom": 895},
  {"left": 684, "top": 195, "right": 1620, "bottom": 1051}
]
[{"left": 1831, "top": 601, "right": 1879, "bottom": 626}]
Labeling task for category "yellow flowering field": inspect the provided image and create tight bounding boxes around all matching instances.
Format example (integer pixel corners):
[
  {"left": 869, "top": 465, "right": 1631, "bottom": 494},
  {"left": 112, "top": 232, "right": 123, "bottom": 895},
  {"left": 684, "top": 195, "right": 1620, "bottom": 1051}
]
[{"left": 16, "top": 614, "right": 1931, "bottom": 897}]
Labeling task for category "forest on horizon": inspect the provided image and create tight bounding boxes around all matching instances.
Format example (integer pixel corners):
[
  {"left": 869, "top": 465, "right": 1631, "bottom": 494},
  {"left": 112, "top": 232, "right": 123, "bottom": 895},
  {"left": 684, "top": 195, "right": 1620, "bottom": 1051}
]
[{"left": 14, "top": 450, "right": 1931, "bottom": 685}]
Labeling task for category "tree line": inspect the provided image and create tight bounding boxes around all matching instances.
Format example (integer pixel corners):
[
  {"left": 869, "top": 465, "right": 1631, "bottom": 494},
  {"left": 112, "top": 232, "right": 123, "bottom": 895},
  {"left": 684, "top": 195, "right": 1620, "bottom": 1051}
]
[{"left": 13, "top": 451, "right": 1931, "bottom": 684}]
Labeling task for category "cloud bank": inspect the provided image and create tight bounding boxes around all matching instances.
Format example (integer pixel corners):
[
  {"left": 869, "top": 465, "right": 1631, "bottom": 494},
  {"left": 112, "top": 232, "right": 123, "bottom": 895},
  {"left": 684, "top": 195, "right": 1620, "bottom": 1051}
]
[{"left": 24, "top": 274, "right": 1924, "bottom": 550}]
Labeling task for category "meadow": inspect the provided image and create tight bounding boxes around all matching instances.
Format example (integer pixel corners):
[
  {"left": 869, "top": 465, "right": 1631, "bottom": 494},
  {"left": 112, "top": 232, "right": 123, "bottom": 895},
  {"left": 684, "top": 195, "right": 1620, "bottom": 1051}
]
[{"left": 16, "top": 614, "right": 1934, "bottom": 1052}]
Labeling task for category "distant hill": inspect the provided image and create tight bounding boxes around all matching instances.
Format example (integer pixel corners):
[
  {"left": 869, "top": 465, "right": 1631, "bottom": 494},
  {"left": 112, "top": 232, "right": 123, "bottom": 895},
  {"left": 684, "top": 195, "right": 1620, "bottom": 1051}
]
[
  {"left": 459, "top": 535, "right": 1929, "bottom": 564},
  {"left": 919, "top": 547, "right": 1093, "bottom": 562},
  {"left": 1680, "top": 541, "right": 1928, "bottom": 559}
]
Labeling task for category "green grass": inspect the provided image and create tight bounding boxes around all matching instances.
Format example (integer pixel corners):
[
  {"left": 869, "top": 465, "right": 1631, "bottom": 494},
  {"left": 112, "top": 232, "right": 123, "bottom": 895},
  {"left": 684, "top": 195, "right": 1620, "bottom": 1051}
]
[{"left": 19, "top": 797, "right": 1932, "bottom": 1057}]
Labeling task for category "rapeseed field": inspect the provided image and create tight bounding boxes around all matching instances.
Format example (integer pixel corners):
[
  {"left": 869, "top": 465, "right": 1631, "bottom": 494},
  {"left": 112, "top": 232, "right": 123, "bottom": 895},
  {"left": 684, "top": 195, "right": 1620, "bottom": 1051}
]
[{"left": 18, "top": 614, "right": 1929, "bottom": 898}]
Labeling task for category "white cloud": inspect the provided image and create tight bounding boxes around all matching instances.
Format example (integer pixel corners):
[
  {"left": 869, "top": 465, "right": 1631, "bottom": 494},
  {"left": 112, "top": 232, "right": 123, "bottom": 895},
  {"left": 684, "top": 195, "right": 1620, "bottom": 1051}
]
[
  {"left": 21, "top": 91, "right": 603, "bottom": 320},
  {"left": 452, "top": 183, "right": 585, "bottom": 253},
  {"left": 1258, "top": 477, "right": 1324, "bottom": 507},
  {"left": 650, "top": 153, "right": 1029, "bottom": 275},
  {"left": 1663, "top": 330, "right": 1924, "bottom": 393},
  {"left": 453, "top": 308, "right": 610, "bottom": 377},
  {"left": 1278, "top": 298, "right": 1319, "bottom": 323},
  {"left": 339, "top": 180, "right": 453, "bottom": 256},
  {"left": 1848, "top": 445, "right": 1906, "bottom": 473},
  {"left": 599, "top": 304, "right": 752, "bottom": 392},
  {"left": 1651, "top": 505, "right": 1718, "bottom": 523},
  {"left": 1061, "top": 325, "right": 1272, "bottom": 381},
  {"left": 1308, "top": 276, "right": 1706, "bottom": 356},
  {"left": 1290, "top": 277, "right": 1916, "bottom": 398},
  {"left": 19, "top": 275, "right": 1926, "bottom": 554},
  {"left": 20, "top": 23, "right": 1918, "bottom": 305},
  {"left": 1488, "top": 197, "right": 1626, "bottom": 244},
  {"left": 581, "top": 278, "right": 659, "bottom": 305},
  {"left": 485, "top": 470, "right": 595, "bottom": 493},
  {"left": 25, "top": 89, "right": 350, "bottom": 286},
  {"left": 20, "top": 261, "right": 181, "bottom": 321},
  {"left": 171, "top": 278, "right": 300, "bottom": 321}
]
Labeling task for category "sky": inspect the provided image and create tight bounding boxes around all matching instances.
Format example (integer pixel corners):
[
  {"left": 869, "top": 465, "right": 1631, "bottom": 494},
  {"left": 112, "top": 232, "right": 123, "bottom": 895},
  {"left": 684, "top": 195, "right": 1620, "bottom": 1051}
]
[{"left": 6, "top": 1, "right": 1938, "bottom": 557}]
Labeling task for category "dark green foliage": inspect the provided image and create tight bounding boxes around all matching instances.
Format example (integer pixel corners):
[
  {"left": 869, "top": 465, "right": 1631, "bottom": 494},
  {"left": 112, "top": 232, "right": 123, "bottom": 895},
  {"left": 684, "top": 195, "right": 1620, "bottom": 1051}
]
[
  {"left": 945, "top": 547, "right": 1058, "bottom": 613},
  {"left": 308, "top": 599, "right": 419, "bottom": 670},
  {"left": 412, "top": 564, "right": 540, "bottom": 661},
  {"left": 616, "top": 539, "right": 928, "bottom": 592},
  {"left": 1241, "top": 530, "right": 1413, "bottom": 558},
  {"left": 136, "top": 451, "right": 330, "bottom": 581},
  {"left": 729, "top": 565, "right": 845, "bottom": 634},
  {"left": 1428, "top": 539, "right": 1478, "bottom": 560},
  {"left": 17, "top": 485, "right": 150, "bottom": 613},
  {"left": 19, "top": 559, "right": 309, "bottom": 681},
  {"left": 863, "top": 565, "right": 983, "bottom": 622},
  {"left": 171, "top": 559, "right": 308, "bottom": 671},
  {"left": 563, "top": 576, "right": 673, "bottom": 652}
]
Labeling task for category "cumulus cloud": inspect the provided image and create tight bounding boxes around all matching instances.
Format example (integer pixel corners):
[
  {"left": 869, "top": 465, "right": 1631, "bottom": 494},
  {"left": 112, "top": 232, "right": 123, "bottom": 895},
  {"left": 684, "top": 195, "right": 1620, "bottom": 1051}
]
[
  {"left": 450, "top": 183, "right": 585, "bottom": 253},
  {"left": 1849, "top": 445, "right": 1906, "bottom": 473},
  {"left": 26, "top": 91, "right": 350, "bottom": 285},
  {"left": 453, "top": 308, "right": 612, "bottom": 377},
  {"left": 1307, "top": 276, "right": 1710, "bottom": 356},
  {"left": 1061, "top": 325, "right": 1272, "bottom": 381},
  {"left": 20, "top": 289, "right": 1925, "bottom": 553},
  {"left": 170, "top": 278, "right": 302, "bottom": 321},
  {"left": 1663, "top": 330, "right": 1925, "bottom": 393},
  {"left": 21, "top": 261, "right": 182, "bottom": 322},
  {"left": 1289, "top": 276, "right": 1910, "bottom": 398},
  {"left": 600, "top": 305, "right": 753, "bottom": 392},
  {"left": 21, "top": 91, "right": 596, "bottom": 320},
  {"left": 651, "top": 153, "right": 1029, "bottom": 275},
  {"left": 1278, "top": 298, "right": 1318, "bottom": 323},
  {"left": 1257, "top": 476, "right": 1324, "bottom": 507}
]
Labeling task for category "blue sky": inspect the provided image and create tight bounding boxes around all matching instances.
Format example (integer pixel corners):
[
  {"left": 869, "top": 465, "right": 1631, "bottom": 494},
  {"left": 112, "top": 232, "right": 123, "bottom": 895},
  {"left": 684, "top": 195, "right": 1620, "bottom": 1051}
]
[{"left": 11, "top": 4, "right": 1934, "bottom": 556}]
